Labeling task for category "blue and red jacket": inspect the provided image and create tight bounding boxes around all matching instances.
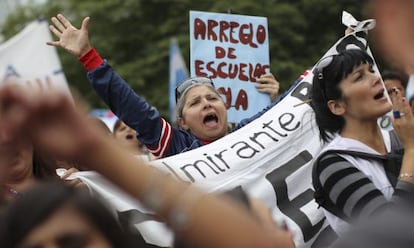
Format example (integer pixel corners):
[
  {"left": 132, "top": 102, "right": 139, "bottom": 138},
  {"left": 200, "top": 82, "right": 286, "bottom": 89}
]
[{"left": 80, "top": 48, "right": 282, "bottom": 159}]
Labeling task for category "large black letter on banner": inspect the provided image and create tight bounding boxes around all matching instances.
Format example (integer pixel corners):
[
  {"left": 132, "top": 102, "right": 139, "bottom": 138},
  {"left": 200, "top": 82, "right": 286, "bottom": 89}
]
[
  {"left": 291, "top": 81, "right": 312, "bottom": 102},
  {"left": 118, "top": 209, "right": 157, "bottom": 225},
  {"left": 265, "top": 150, "right": 324, "bottom": 242}
]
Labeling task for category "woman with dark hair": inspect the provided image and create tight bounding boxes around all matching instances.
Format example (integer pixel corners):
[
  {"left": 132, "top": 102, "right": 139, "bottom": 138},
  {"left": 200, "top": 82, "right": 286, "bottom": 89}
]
[
  {"left": 0, "top": 181, "right": 145, "bottom": 248},
  {"left": 113, "top": 119, "right": 153, "bottom": 161},
  {"left": 0, "top": 138, "right": 84, "bottom": 204},
  {"left": 0, "top": 139, "right": 39, "bottom": 203},
  {"left": 311, "top": 48, "right": 414, "bottom": 236},
  {"left": 0, "top": 134, "right": 67, "bottom": 203}
]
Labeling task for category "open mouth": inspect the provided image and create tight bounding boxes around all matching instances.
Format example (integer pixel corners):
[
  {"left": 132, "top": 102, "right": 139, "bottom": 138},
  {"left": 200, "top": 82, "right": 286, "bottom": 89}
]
[
  {"left": 126, "top": 134, "right": 134, "bottom": 140},
  {"left": 203, "top": 113, "right": 218, "bottom": 127},
  {"left": 374, "top": 90, "right": 385, "bottom": 100}
]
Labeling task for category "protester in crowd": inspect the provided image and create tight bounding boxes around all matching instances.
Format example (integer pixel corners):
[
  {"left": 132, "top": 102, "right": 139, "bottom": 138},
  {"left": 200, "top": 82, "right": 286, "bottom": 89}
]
[
  {"left": 303, "top": 3, "right": 414, "bottom": 247},
  {"left": 0, "top": 83, "right": 85, "bottom": 204},
  {"left": 381, "top": 70, "right": 407, "bottom": 97},
  {"left": 0, "top": 181, "right": 149, "bottom": 248},
  {"left": 0, "top": 81, "right": 294, "bottom": 248},
  {"left": 311, "top": 48, "right": 414, "bottom": 237},
  {"left": 0, "top": 138, "right": 86, "bottom": 204},
  {"left": 47, "top": 14, "right": 281, "bottom": 159},
  {"left": 306, "top": 4, "right": 414, "bottom": 247},
  {"left": 0, "top": 127, "right": 62, "bottom": 202},
  {"left": 113, "top": 119, "right": 153, "bottom": 161},
  {"left": 0, "top": 138, "right": 39, "bottom": 203}
]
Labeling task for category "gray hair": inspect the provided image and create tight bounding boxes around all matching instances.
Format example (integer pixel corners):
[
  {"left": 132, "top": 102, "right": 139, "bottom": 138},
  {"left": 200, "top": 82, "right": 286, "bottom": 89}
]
[{"left": 173, "top": 83, "right": 221, "bottom": 124}]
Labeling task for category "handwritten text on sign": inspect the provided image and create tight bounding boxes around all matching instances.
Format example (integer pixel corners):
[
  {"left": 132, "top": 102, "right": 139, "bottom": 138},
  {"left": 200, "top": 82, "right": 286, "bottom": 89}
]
[{"left": 190, "top": 11, "right": 270, "bottom": 123}]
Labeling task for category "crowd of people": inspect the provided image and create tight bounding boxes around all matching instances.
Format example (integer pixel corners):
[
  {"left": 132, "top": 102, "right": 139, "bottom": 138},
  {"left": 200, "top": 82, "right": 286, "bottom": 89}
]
[
  {"left": 1, "top": 1, "right": 414, "bottom": 247},
  {"left": 46, "top": 13, "right": 281, "bottom": 160}
]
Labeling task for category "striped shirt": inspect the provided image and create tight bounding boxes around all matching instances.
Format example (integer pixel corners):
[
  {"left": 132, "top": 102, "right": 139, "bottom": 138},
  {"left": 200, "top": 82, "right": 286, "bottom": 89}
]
[{"left": 313, "top": 131, "right": 410, "bottom": 235}]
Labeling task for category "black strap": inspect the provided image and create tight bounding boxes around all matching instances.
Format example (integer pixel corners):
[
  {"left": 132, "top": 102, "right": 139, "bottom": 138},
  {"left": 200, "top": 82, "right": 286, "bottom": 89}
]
[
  {"left": 312, "top": 130, "right": 404, "bottom": 220},
  {"left": 385, "top": 130, "right": 404, "bottom": 185},
  {"left": 389, "top": 129, "right": 403, "bottom": 152},
  {"left": 323, "top": 149, "right": 400, "bottom": 187}
]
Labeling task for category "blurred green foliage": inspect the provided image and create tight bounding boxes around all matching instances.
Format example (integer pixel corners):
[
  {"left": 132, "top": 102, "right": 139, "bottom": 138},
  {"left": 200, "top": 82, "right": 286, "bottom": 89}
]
[{"left": 1, "top": 0, "right": 368, "bottom": 118}]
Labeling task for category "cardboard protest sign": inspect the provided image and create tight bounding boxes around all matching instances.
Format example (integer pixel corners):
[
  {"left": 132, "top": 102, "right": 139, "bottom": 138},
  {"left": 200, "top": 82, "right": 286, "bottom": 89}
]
[{"left": 190, "top": 10, "right": 270, "bottom": 123}]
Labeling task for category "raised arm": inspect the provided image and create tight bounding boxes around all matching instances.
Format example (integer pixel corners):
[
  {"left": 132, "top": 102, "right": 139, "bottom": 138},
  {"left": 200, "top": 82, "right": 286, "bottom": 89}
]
[
  {"left": 390, "top": 88, "right": 414, "bottom": 184},
  {"left": 46, "top": 14, "right": 195, "bottom": 158},
  {"left": 0, "top": 83, "right": 294, "bottom": 248}
]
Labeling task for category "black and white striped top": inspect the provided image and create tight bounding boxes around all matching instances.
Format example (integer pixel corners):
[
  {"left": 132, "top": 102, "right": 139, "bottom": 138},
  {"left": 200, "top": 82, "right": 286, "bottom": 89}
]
[
  {"left": 313, "top": 131, "right": 413, "bottom": 235},
  {"left": 316, "top": 153, "right": 394, "bottom": 220}
]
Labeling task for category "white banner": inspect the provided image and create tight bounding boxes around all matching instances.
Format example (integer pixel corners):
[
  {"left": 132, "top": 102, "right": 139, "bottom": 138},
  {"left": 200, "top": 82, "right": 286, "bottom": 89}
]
[
  {"left": 0, "top": 19, "right": 69, "bottom": 92},
  {"left": 70, "top": 12, "right": 380, "bottom": 248},
  {"left": 61, "top": 170, "right": 174, "bottom": 247}
]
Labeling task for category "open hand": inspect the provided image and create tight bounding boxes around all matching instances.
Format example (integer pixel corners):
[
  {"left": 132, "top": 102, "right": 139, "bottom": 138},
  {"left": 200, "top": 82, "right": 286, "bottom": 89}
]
[
  {"left": 47, "top": 14, "right": 92, "bottom": 57},
  {"left": 390, "top": 88, "right": 414, "bottom": 150}
]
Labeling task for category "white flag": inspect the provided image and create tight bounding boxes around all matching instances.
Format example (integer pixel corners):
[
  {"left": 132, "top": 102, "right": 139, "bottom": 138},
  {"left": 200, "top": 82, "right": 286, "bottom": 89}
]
[{"left": 0, "top": 18, "right": 69, "bottom": 92}]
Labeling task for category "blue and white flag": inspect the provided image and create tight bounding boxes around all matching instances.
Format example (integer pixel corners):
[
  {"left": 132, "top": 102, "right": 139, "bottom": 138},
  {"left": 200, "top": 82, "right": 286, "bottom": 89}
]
[{"left": 169, "top": 38, "right": 189, "bottom": 121}]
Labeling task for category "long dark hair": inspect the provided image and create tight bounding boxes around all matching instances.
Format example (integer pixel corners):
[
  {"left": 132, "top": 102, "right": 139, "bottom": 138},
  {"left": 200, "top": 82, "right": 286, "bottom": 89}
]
[
  {"left": 32, "top": 151, "right": 60, "bottom": 179},
  {"left": 0, "top": 182, "right": 143, "bottom": 247},
  {"left": 311, "top": 49, "right": 374, "bottom": 142}
]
